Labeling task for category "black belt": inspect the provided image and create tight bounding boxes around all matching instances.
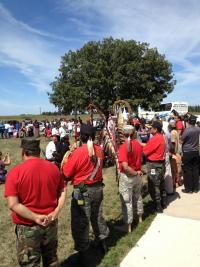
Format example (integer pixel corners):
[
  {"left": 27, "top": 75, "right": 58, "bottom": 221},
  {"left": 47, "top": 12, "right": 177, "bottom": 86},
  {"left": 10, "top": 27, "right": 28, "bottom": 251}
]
[
  {"left": 147, "top": 160, "right": 165, "bottom": 164},
  {"left": 74, "top": 180, "right": 103, "bottom": 188}
]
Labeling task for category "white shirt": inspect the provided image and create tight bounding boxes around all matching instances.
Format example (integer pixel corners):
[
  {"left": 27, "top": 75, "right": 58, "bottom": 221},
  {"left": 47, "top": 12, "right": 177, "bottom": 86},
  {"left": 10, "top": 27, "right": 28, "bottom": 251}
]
[
  {"left": 162, "top": 121, "right": 169, "bottom": 135},
  {"left": 59, "top": 126, "right": 67, "bottom": 138},
  {"left": 67, "top": 122, "right": 73, "bottom": 130},
  {"left": 61, "top": 121, "right": 67, "bottom": 127},
  {"left": 123, "top": 109, "right": 128, "bottom": 121},
  {"left": 45, "top": 141, "right": 56, "bottom": 160},
  {"left": 8, "top": 125, "right": 14, "bottom": 133},
  {"left": 51, "top": 127, "right": 59, "bottom": 136},
  {"left": 4, "top": 123, "right": 10, "bottom": 130}
]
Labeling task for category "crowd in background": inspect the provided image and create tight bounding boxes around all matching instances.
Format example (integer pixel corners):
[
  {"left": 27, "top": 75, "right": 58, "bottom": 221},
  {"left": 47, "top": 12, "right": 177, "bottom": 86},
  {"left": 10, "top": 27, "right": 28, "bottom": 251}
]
[
  {"left": 0, "top": 117, "right": 84, "bottom": 139},
  {"left": 2, "top": 109, "right": 200, "bottom": 266},
  {"left": 1, "top": 112, "right": 200, "bottom": 190}
]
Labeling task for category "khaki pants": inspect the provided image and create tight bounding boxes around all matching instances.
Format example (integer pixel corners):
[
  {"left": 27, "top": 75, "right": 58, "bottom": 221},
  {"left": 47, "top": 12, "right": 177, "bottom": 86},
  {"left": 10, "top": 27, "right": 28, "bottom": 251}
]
[{"left": 119, "top": 173, "right": 143, "bottom": 224}]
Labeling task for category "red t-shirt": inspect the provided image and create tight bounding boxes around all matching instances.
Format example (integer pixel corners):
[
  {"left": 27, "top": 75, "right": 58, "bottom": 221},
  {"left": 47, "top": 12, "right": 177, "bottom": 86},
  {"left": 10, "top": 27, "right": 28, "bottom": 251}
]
[
  {"left": 63, "top": 144, "right": 103, "bottom": 185},
  {"left": 118, "top": 139, "right": 142, "bottom": 172},
  {"left": 45, "top": 128, "right": 52, "bottom": 138},
  {"left": 176, "top": 120, "right": 184, "bottom": 135},
  {"left": 143, "top": 134, "right": 166, "bottom": 161},
  {"left": 4, "top": 158, "right": 65, "bottom": 225},
  {"left": 132, "top": 118, "right": 140, "bottom": 126}
]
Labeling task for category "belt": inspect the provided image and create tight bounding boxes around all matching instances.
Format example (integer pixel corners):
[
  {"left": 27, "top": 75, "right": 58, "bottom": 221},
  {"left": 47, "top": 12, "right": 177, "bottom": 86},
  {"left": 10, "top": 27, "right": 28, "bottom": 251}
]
[
  {"left": 74, "top": 180, "right": 103, "bottom": 188},
  {"left": 147, "top": 160, "right": 165, "bottom": 164}
]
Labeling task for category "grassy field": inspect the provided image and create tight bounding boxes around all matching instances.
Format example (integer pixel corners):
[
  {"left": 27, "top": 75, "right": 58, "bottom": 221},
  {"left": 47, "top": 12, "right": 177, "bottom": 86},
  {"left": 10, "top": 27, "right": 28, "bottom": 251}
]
[
  {"left": 0, "top": 114, "right": 92, "bottom": 122},
  {"left": 0, "top": 137, "right": 155, "bottom": 267},
  {"left": 0, "top": 111, "right": 199, "bottom": 122}
]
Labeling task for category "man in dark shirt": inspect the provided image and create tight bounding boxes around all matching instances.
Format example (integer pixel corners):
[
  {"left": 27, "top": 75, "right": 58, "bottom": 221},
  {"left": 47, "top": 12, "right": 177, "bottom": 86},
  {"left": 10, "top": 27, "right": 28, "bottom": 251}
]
[{"left": 181, "top": 115, "right": 200, "bottom": 193}]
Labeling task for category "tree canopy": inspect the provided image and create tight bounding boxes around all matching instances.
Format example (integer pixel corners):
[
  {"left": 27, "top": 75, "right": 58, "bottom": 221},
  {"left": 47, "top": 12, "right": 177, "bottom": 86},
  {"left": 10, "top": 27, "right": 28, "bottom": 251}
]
[{"left": 49, "top": 37, "right": 175, "bottom": 114}]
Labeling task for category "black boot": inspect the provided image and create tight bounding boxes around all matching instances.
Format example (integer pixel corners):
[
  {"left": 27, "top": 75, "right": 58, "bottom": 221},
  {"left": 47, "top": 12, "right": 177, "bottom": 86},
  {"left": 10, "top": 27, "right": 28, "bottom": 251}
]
[
  {"left": 91, "top": 239, "right": 108, "bottom": 254},
  {"left": 99, "top": 239, "right": 108, "bottom": 254},
  {"left": 161, "top": 196, "right": 167, "bottom": 209},
  {"left": 78, "top": 250, "right": 89, "bottom": 267},
  {"left": 156, "top": 202, "right": 163, "bottom": 213}
]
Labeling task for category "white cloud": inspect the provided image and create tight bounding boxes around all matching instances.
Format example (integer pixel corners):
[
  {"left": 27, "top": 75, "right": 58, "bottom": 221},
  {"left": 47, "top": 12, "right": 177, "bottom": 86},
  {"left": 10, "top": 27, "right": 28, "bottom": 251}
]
[
  {"left": 0, "top": 3, "right": 66, "bottom": 92},
  {"left": 60, "top": 0, "right": 200, "bottom": 103},
  {"left": 1, "top": 0, "right": 200, "bottom": 111}
]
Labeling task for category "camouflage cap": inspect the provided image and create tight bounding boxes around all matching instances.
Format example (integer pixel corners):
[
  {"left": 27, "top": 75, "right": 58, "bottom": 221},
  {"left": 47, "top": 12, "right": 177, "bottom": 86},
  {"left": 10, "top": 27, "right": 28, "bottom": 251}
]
[{"left": 123, "top": 125, "right": 135, "bottom": 134}]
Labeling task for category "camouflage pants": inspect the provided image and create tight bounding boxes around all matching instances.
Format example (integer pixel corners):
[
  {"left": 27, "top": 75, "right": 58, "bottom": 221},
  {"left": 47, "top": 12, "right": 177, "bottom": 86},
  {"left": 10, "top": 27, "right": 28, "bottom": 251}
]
[
  {"left": 15, "top": 220, "right": 58, "bottom": 267},
  {"left": 147, "top": 161, "right": 166, "bottom": 204},
  {"left": 119, "top": 173, "right": 143, "bottom": 224},
  {"left": 71, "top": 185, "right": 109, "bottom": 252}
]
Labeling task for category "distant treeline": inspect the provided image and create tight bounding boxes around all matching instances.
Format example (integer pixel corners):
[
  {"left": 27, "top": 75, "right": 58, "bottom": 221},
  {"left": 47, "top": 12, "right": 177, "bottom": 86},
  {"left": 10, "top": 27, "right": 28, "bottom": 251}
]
[
  {"left": 188, "top": 105, "right": 200, "bottom": 113},
  {"left": 41, "top": 111, "right": 61, "bottom": 115}
]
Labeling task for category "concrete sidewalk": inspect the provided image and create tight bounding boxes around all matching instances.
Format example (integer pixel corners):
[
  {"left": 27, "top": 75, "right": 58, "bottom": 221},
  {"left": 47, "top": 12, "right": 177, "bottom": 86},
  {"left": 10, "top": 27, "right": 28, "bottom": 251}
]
[
  {"left": 120, "top": 186, "right": 200, "bottom": 267},
  {"left": 165, "top": 186, "right": 200, "bottom": 220}
]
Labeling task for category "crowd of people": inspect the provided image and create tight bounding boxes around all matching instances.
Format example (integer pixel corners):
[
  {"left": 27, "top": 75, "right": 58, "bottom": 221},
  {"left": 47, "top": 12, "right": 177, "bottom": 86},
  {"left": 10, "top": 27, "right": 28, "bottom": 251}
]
[
  {"left": 0, "top": 151, "right": 11, "bottom": 184},
  {"left": 0, "top": 117, "right": 83, "bottom": 139},
  {"left": 2, "top": 110, "right": 200, "bottom": 267}
]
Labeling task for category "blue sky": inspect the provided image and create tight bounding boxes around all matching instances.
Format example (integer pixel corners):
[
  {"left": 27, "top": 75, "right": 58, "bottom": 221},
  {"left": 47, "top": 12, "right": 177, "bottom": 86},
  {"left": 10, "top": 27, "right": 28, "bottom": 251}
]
[{"left": 0, "top": 0, "right": 200, "bottom": 115}]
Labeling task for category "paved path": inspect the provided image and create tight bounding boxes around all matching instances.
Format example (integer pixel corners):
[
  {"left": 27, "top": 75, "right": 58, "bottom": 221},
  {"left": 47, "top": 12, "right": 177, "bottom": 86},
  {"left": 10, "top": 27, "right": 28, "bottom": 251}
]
[
  {"left": 120, "top": 186, "right": 200, "bottom": 267},
  {"left": 165, "top": 186, "right": 200, "bottom": 220}
]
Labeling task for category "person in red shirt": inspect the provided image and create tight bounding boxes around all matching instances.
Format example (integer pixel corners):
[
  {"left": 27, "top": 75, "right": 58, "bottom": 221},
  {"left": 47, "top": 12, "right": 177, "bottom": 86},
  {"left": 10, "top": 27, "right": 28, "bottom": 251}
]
[
  {"left": 175, "top": 116, "right": 184, "bottom": 136},
  {"left": 143, "top": 120, "right": 166, "bottom": 213},
  {"left": 62, "top": 124, "right": 109, "bottom": 266},
  {"left": 4, "top": 138, "right": 66, "bottom": 267},
  {"left": 45, "top": 126, "right": 52, "bottom": 139},
  {"left": 118, "top": 125, "right": 143, "bottom": 233}
]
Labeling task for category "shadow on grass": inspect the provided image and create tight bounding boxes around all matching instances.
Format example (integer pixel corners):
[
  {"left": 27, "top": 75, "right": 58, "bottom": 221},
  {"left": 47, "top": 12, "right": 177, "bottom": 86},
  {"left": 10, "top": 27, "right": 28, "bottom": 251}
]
[
  {"left": 142, "top": 198, "right": 156, "bottom": 221},
  {"left": 59, "top": 219, "right": 127, "bottom": 267},
  {"left": 60, "top": 198, "right": 156, "bottom": 267},
  {"left": 60, "top": 248, "right": 102, "bottom": 267}
]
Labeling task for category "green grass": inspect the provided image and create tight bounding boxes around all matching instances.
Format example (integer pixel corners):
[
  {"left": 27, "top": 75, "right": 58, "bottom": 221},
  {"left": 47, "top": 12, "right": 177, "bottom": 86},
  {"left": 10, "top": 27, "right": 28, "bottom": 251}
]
[
  {"left": 0, "top": 137, "right": 155, "bottom": 267},
  {"left": 0, "top": 114, "right": 94, "bottom": 122}
]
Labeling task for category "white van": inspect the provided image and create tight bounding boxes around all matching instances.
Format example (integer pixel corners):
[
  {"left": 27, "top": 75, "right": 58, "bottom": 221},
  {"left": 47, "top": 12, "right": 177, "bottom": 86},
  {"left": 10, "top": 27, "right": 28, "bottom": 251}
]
[
  {"left": 138, "top": 102, "right": 188, "bottom": 119},
  {"left": 156, "top": 102, "right": 188, "bottom": 117}
]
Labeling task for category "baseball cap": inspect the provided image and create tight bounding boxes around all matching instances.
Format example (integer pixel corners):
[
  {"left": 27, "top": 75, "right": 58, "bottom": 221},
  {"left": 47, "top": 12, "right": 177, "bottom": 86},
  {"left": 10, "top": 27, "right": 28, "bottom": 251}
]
[{"left": 80, "top": 124, "right": 95, "bottom": 136}]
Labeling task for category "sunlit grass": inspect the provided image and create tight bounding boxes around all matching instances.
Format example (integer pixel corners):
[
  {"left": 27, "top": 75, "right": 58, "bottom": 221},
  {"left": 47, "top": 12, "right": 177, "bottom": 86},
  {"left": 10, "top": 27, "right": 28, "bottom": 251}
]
[{"left": 0, "top": 137, "right": 155, "bottom": 267}]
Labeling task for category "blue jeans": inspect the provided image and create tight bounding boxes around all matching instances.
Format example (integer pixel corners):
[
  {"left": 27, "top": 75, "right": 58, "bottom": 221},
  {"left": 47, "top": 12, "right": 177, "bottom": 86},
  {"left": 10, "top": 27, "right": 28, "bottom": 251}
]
[
  {"left": 0, "top": 174, "right": 6, "bottom": 183},
  {"left": 4, "top": 129, "right": 8, "bottom": 138}
]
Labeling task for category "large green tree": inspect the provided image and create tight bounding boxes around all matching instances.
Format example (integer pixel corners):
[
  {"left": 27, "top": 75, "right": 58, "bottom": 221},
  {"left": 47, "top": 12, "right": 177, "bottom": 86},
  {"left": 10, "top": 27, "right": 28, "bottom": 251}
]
[{"left": 49, "top": 37, "right": 175, "bottom": 114}]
